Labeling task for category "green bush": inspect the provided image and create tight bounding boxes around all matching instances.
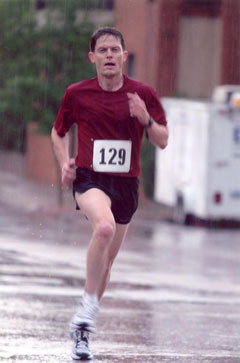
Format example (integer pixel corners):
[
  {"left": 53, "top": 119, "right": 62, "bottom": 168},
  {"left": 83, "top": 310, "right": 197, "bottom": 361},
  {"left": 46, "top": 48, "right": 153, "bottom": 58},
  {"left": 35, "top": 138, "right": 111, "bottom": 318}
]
[{"left": 0, "top": 0, "right": 97, "bottom": 151}]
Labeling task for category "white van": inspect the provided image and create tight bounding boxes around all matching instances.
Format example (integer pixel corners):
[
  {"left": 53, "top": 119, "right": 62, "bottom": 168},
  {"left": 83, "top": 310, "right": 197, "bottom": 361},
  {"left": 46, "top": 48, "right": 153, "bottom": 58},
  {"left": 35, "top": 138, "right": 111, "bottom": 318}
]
[{"left": 154, "top": 86, "right": 240, "bottom": 224}]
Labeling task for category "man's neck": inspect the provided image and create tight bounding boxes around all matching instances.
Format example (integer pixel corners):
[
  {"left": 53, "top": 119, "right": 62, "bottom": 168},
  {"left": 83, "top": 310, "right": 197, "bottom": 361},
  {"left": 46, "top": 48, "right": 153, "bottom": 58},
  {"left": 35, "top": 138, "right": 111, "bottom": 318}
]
[{"left": 98, "top": 74, "right": 124, "bottom": 92}]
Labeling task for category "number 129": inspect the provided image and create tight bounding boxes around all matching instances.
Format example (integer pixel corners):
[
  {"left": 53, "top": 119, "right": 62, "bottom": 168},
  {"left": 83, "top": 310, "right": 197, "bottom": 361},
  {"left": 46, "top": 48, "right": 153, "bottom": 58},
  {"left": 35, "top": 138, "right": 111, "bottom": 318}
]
[{"left": 99, "top": 148, "right": 126, "bottom": 166}]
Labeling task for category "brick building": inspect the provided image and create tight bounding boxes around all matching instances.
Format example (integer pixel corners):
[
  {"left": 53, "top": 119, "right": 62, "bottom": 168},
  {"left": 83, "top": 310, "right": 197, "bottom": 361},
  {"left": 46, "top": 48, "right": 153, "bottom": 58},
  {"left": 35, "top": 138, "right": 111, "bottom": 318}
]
[{"left": 115, "top": 0, "right": 240, "bottom": 98}]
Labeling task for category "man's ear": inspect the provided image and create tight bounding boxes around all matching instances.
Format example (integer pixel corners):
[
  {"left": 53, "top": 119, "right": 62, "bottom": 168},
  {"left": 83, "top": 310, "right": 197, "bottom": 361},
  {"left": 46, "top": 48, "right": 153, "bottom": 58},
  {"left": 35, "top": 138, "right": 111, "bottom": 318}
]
[
  {"left": 123, "top": 50, "right": 128, "bottom": 63},
  {"left": 88, "top": 52, "right": 95, "bottom": 63}
]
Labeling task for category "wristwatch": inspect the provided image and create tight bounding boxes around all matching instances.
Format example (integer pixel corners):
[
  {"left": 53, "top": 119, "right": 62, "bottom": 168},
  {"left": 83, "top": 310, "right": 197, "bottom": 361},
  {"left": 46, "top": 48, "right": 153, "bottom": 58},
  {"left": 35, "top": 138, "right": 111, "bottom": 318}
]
[{"left": 146, "top": 116, "right": 154, "bottom": 128}]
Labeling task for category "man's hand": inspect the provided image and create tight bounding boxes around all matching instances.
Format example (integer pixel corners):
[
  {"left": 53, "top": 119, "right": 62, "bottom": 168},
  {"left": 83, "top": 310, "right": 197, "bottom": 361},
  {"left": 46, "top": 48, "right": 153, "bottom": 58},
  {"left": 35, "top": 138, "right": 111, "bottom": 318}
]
[
  {"left": 61, "top": 158, "right": 76, "bottom": 188},
  {"left": 127, "top": 92, "right": 149, "bottom": 126}
]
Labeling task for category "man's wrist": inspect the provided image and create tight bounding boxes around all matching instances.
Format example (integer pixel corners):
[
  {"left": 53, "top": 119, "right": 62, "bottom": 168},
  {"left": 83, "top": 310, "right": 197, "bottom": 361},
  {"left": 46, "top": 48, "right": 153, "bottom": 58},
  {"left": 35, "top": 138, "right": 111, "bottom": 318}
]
[
  {"left": 61, "top": 159, "right": 70, "bottom": 172},
  {"left": 145, "top": 116, "right": 154, "bottom": 129}
]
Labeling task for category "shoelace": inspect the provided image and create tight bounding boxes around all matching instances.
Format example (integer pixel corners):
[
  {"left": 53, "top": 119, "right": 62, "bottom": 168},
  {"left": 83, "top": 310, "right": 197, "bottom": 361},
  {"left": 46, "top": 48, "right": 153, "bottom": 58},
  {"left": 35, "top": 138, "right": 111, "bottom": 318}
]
[{"left": 75, "top": 331, "right": 89, "bottom": 349}]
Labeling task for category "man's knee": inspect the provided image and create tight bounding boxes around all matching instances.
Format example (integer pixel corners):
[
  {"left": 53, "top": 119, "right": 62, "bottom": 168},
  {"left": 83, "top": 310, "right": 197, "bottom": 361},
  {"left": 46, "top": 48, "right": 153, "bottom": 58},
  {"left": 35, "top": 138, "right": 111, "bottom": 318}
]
[{"left": 94, "top": 219, "right": 116, "bottom": 245}]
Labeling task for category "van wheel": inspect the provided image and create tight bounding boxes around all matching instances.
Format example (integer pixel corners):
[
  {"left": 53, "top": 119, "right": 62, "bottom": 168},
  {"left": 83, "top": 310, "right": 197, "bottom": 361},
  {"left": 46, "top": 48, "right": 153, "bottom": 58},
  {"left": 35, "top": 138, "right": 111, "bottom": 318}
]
[
  {"left": 173, "top": 196, "right": 195, "bottom": 225},
  {"left": 173, "top": 196, "right": 185, "bottom": 224}
]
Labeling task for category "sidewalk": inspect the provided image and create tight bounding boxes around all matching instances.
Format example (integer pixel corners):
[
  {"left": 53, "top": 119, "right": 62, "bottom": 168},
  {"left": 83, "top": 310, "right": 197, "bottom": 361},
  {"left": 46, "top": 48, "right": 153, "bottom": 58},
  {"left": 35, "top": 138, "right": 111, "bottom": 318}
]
[{"left": 0, "top": 151, "right": 172, "bottom": 221}]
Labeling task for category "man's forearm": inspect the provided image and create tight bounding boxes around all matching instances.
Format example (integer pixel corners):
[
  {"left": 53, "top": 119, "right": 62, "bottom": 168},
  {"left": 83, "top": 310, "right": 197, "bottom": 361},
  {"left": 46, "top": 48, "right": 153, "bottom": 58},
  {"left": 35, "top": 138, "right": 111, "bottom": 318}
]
[
  {"left": 51, "top": 127, "right": 70, "bottom": 169},
  {"left": 147, "top": 122, "right": 168, "bottom": 149}
]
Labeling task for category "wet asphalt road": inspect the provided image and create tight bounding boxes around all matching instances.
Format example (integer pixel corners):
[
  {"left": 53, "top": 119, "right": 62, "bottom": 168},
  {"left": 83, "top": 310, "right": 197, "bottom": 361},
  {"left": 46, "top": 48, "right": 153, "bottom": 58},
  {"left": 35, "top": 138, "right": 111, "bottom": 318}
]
[{"left": 1, "top": 198, "right": 240, "bottom": 363}]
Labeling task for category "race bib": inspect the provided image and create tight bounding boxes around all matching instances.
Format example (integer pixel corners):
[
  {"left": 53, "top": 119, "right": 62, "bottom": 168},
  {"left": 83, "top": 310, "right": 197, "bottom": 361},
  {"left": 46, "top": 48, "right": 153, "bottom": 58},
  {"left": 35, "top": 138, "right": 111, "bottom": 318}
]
[{"left": 93, "top": 140, "right": 132, "bottom": 173}]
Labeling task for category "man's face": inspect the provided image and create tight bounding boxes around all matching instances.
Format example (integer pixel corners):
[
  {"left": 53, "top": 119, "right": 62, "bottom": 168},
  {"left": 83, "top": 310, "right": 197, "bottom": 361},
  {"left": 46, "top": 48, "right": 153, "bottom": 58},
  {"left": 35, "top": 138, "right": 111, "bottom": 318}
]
[{"left": 89, "top": 34, "right": 128, "bottom": 78}]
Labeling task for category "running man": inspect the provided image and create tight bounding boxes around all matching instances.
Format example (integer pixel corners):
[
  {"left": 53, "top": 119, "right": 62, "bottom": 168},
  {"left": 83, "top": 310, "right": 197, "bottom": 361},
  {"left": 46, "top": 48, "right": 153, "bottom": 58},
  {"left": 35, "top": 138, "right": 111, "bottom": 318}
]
[{"left": 51, "top": 27, "right": 168, "bottom": 360}]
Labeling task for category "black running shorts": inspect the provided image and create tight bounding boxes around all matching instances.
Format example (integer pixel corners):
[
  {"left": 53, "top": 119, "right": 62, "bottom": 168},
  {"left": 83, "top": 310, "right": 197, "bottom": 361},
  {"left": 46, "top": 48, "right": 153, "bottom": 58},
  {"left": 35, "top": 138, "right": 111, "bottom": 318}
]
[{"left": 73, "top": 168, "right": 139, "bottom": 224}]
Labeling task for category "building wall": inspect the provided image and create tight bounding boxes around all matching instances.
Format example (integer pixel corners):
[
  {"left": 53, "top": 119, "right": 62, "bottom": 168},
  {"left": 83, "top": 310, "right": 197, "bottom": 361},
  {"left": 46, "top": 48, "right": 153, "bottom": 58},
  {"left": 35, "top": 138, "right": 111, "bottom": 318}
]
[
  {"left": 25, "top": 123, "right": 59, "bottom": 185},
  {"left": 115, "top": 0, "right": 149, "bottom": 82},
  {"left": 156, "top": 0, "right": 181, "bottom": 96},
  {"left": 115, "top": 0, "right": 181, "bottom": 95},
  {"left": 142, "top": 0, "right": 162, "bottom": 89},
  {"left": 115, "top": 0, "right": 180, "bottom": 93},
  {"left": 176, "top": 16, "right": 222, "bottom": 98},
  {"left": 221, "top": 0, "right": 240, "bottom": 85},
  {"left": 115, "top": 0, "right": 240, "bottom": 98}
]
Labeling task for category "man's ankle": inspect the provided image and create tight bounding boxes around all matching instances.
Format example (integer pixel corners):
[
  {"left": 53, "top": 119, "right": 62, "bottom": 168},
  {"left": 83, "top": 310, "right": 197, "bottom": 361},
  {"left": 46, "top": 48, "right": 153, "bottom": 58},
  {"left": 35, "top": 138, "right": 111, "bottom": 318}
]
[{"left": 83, "top": 292, "right": 99, "bottom": 307}]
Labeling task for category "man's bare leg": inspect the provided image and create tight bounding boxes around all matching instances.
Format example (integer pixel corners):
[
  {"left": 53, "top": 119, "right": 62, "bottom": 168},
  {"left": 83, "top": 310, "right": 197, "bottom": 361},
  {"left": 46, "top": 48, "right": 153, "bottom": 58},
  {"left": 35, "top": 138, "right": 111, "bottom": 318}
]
[
  {"left": 75, "top": 188, "right": 117, "bottom": 297},
  {"left": 98, "top": 223, "right": 129, "bottom": 300},
  {"left": 70, "top": 188, "right": 130, "bottom": 336},
  {"left": 70, "top": 188, "right": 115, "bottom": 334}
]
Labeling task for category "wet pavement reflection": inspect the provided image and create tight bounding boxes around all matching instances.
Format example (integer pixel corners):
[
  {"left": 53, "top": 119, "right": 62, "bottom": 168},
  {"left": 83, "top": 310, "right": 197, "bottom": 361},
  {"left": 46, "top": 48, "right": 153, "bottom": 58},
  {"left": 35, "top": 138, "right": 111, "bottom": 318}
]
[{"left": 0, "top": 202, "right": 240, "bottom": 362}]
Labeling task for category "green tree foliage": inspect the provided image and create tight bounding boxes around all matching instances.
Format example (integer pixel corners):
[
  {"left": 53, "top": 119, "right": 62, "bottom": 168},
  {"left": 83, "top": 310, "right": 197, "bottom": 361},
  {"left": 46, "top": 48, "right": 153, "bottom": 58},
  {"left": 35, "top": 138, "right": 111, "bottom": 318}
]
[{"left": 0, "top": 0, "right": 98, "bottom": 151}]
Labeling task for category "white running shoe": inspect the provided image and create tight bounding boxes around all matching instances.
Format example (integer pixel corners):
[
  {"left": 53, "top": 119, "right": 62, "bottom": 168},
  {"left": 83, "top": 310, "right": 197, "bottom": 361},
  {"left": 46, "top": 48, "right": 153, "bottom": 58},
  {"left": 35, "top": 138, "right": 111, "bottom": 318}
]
[{"left": 71, "top": 330, "right": 92, "bottom": 360}]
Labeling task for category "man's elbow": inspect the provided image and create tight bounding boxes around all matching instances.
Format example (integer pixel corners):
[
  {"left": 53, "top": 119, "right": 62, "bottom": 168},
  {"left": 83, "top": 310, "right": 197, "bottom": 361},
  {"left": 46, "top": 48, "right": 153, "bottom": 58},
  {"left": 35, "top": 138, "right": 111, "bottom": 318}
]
[
  {"left": 160, "top": 138, "right": 168, "bottom": 149},
  {"left": 159, "top": 128, "right": 169, "bottom": 149},
  {"left": 51, "top": 126, "right": 59, "bottom": 144},
  {"left": 51, "top": 127, "right": 55, "bottom": 140}
]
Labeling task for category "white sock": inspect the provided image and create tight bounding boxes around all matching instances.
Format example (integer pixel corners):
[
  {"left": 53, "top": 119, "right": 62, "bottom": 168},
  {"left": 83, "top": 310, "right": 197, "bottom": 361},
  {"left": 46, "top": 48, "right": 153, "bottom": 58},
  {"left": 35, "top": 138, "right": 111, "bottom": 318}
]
[{"left": 82, "top": 292, "right": 99, "bottom": 307}]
